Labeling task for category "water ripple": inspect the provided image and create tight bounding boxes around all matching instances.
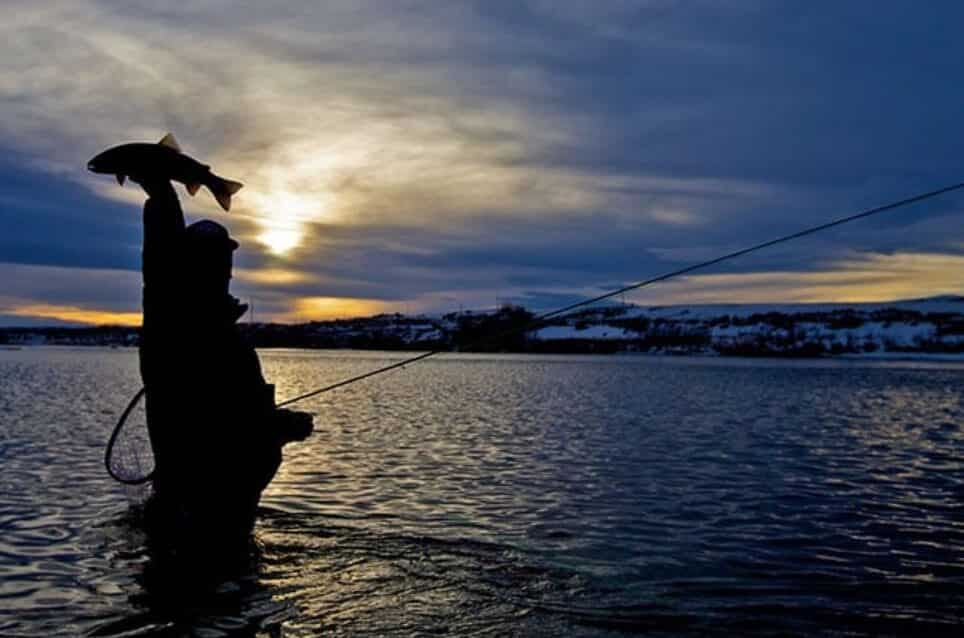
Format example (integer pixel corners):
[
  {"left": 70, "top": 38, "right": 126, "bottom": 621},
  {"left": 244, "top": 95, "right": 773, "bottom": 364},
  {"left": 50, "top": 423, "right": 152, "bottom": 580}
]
[{"left": 1, "top": 348, "right": 963, "bottom": 635}]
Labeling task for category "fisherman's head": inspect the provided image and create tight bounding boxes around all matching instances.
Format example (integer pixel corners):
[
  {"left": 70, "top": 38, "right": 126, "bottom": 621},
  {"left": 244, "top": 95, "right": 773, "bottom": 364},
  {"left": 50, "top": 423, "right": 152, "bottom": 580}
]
[{"left": 184, "top": 220, "right": 238, "bottom": 298}]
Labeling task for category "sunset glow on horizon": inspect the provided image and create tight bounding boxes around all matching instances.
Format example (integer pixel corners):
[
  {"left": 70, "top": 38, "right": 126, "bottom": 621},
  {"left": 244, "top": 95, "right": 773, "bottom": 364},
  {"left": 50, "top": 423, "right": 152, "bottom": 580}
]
[{"left": 7, "top": 304, "right": 143, "bottom": 327}]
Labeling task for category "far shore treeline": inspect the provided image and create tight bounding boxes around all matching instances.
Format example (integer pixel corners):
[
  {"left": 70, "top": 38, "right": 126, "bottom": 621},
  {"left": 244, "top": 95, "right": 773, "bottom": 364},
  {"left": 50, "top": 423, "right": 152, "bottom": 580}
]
[{"left": 3, "top": 299, "right": 963, "bottom": 358}]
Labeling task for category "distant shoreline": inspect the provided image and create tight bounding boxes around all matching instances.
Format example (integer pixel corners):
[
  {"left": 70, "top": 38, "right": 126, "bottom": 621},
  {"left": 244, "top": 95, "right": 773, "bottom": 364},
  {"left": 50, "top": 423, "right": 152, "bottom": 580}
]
[
  {"left": 6, "top": 343, "right": 964, "bottom": 365},
  {"left": 3, "top": 296, "right": 962, "bottom": 359}
]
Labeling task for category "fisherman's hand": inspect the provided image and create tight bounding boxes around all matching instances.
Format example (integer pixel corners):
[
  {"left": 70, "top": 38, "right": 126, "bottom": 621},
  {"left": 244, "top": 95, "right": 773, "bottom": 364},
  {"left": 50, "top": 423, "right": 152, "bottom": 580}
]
[
  {"left": 273, "top": 408, "right": 314, "bottom": 444},
  {"left": 136, "top": 176, "right": 178, "bottom": 202}
]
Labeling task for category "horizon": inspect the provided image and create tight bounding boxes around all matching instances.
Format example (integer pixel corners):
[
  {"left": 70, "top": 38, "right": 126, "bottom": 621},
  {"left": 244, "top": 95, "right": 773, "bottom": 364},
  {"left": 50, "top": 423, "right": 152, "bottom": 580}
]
[
  {"left": 3, "top": 3, "right": 964, "bottom": 326},
  {"left": 4, "top": 292, "right": 962, "bottom": 331}
]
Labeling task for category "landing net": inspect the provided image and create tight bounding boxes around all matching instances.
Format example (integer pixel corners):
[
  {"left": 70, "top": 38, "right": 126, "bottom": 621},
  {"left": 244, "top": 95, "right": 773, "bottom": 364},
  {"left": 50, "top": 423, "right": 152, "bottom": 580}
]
[{"left": 105, "top": 388, "right": 155, "bottom": 485}]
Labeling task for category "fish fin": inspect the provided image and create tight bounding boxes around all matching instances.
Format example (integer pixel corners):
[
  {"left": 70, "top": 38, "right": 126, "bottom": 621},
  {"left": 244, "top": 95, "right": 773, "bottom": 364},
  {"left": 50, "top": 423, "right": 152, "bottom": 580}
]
[
  {"left": 116, "top": 174, "right": 126, "bottom": 186},
  {"left": 208, "top": 174, "right": 243, "bottom": 212},
  {"left": 185, "top": 182, "right": 201, "bottom": 196},
  {"left": 158, "top": 133, "right": 181, "bottom": 152},
  {"left": 214, "top": 191, "right": 232, "bottom": 211},
  {"left": 223, "top": 179, "right": 243, "bottom": 195}
]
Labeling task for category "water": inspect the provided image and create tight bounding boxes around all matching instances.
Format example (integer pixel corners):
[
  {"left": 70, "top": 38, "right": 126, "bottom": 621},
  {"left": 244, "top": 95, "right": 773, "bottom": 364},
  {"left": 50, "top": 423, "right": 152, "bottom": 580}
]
[{"left": 1, "top": 347, "right": 962, "bottom": 636}]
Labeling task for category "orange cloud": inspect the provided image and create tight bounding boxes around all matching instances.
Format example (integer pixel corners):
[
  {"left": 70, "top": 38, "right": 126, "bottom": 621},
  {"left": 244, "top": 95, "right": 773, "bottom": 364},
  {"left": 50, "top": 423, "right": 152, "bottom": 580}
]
[
  {"left": 286, "top": 296, "right": 394, "bottom": 322},
  {"left": 628, "top": 252, "right": 964, "bottom": 305},
  {"left": 234, "top": 268, "right": 312, "bottom": 286},
  {"left": 9, "top": 304, "right": 141, "bottom": 326}
]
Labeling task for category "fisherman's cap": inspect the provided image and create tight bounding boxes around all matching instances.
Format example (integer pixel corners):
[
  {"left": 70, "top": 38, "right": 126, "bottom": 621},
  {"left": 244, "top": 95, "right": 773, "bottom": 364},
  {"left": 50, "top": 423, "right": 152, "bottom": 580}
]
[{"left": 185, "top": 220, "right": 239, "bottom": 251}]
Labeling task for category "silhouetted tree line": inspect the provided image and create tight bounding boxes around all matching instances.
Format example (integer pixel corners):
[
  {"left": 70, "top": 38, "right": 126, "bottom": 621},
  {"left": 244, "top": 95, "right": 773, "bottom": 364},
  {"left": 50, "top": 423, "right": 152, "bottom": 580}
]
[
  {"left": 2, "top": 302, "right": 963, "bottom": 356},
  {"left": 449, "top": 304, "right": 535, "bottom": 352}
]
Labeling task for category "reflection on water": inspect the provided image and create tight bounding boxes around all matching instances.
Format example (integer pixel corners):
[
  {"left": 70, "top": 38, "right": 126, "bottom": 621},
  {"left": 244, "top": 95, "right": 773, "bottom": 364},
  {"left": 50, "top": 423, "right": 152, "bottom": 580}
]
[{"left": 1, "top": 348, "right": 963, "bottom": 635}]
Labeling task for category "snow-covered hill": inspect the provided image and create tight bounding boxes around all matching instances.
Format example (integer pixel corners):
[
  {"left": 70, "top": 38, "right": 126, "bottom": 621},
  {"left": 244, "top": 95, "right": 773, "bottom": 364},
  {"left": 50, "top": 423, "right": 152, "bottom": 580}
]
[{"left": 528, "top": 296, "right": 964, "bottom": 357}]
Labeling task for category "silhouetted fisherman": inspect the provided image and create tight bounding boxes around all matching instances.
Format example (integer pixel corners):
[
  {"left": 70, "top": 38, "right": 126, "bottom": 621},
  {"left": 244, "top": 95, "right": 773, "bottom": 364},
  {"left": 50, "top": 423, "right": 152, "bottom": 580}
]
[{"left": 137, "top": 177, "right": 312, "bottom": 556}]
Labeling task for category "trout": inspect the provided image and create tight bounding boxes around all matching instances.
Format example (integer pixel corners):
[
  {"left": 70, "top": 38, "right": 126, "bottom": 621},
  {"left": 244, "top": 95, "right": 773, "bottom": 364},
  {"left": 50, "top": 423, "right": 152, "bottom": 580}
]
[{"left": 88, "top": 133, "right": 243, "bottom": 211}]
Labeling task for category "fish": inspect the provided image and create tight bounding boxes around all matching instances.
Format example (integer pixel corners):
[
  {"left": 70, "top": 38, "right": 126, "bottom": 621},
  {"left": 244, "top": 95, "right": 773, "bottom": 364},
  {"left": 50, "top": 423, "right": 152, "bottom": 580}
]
[{"left": 87, "top": 133, "right": 243, "bottom": 211}]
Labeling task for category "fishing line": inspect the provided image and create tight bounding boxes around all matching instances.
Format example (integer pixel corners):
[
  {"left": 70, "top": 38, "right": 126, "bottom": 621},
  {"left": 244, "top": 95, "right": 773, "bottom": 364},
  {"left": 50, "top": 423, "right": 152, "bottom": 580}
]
[
  {"left": 276, "top": 180, "right": 964, "bottom": 407},
  {"left": 106, "top": 180, "right": 964, "bottom": 484}
]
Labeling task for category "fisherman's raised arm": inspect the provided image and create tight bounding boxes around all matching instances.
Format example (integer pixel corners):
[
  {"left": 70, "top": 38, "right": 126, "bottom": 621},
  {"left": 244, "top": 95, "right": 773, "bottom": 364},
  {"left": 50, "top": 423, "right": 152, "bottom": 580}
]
[
  {"left": 138, "top": 177, "right": 189, "bottom": 395},
  {"left": 139, "top": 178, "right": 185, "bottom": 293}
]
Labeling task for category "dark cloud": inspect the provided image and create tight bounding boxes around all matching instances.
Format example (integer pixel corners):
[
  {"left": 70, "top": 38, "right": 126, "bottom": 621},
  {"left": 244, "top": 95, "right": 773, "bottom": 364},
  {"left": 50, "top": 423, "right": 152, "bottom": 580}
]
[
  {"left": 0, "top": 158, "right": 142, "bottom": 270},
  {"left": 502, "top": 290, "right": 595, "bottom": 312}
]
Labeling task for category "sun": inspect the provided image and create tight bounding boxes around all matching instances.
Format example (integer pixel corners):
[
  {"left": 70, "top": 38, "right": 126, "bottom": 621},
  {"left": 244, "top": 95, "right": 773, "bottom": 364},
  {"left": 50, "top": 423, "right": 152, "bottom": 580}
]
[
  {"left": 258, "top": 227, "right": 302, "bottom": 255},
  {"left": 248, "top": 188, "right": 332, "bottom": 255}
]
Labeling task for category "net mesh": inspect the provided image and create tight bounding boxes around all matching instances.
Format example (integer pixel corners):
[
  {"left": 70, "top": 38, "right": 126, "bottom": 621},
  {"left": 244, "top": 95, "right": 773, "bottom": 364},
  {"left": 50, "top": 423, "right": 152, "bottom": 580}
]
[{"left": 106, "top": 388, "right": 155, "bottom": 485}]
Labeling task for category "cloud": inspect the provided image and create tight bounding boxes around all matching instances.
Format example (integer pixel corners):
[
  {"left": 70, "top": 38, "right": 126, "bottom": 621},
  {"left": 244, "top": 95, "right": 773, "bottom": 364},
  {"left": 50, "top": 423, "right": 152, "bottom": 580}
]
[
  {"left": 0, "top": 261, "right": 141, "bottom": 326},
  {"left": 3, "top": 304, "right": 142, "bottom": 327},
  {"left": 625, "top": 251, "right": 964, "bottom": 305},
  {"left": 284, "top": 297, "right": 395, "bottom": 323},
  {"left": 2, "top": 2, "right": 964, "bottom": 324}
]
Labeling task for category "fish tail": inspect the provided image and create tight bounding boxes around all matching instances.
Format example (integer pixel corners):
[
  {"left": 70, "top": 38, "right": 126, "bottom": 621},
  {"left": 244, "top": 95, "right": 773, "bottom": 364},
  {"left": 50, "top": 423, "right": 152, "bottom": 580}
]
[{"left": 207, "top": 174, "right": 244, "bottom": 212}]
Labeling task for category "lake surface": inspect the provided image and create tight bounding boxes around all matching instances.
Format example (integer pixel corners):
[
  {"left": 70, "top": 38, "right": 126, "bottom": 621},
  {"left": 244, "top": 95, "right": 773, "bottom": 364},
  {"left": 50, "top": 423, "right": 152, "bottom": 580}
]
[{"left": 1, "top": 347, "right": 962, "bottom": 636}]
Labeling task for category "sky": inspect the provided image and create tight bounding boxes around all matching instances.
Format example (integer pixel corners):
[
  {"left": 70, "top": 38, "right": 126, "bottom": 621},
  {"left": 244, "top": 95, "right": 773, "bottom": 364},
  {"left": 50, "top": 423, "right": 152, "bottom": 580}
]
[{"left": 2, "top": 1, "right": 963, "bottom": 326}]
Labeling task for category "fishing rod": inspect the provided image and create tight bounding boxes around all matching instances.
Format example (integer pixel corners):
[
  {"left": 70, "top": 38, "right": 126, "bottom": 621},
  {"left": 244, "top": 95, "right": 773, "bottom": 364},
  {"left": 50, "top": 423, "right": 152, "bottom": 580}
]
[
  {"left": 106, "top": 180, "right": 964, "bottom": 484},
  {"left": 276, "top": 180, "right": 964, "bottom": 407}
]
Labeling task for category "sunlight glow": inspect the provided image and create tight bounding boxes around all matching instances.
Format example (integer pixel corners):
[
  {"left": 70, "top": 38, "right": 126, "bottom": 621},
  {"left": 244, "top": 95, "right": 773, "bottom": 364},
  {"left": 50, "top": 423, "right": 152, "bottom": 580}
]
[
  {"left": 290, "top": 296, "right": 392, "bottom": 321},
  {"left": 235, "top": 268, "right": 311, "bottom": 286},
  {"left": 243, "top": 166, "right": 341, "bottom": 255},
  {"left": 10, "top": 304, "right": 141, "bottom": 326},
  {"left": 258, "top": 226, "right": 303, "bottom": 256},
  {"left": 250, "top": 189, "right": 320, "bottom": 255},
  {"left": 625, "top": 252, "right": 964, "bottom": 306}
]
